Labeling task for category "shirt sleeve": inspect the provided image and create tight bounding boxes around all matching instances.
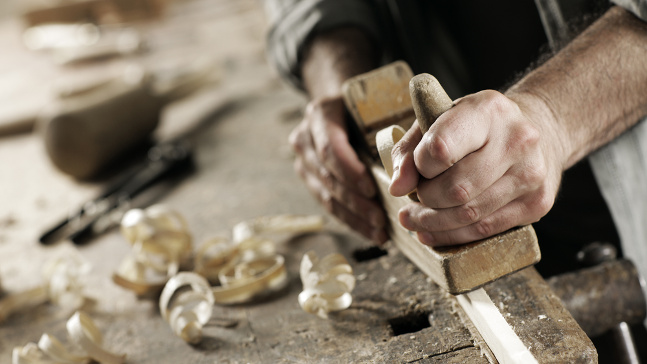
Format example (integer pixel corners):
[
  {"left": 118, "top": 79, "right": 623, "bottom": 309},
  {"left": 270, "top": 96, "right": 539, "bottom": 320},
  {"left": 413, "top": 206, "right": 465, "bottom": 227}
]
[
  {"left": 264, "top": 0, "right": 381, "bottom": 90},
  {"left": 611, "top": 0, "right": 647, "bottom": 21}
]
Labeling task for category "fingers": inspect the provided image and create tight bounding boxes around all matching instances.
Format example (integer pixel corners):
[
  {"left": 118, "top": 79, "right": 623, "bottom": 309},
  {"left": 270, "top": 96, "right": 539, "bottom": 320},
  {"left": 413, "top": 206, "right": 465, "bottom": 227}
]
[
  {"left": 399, "top": 172, "right": 523, "bottom": 232},
  {"left": 289, "top": 96, "right": 387, "bottom": 244},
  {"left": 413, "top": 94, "right": 492, "bottom": 180},
  {"left": 401, "top": 188, "right": 554, "bottom": 246},
  {"left": 415, "top": 141, "right": 508, "bottom": 208},
  {"left": 398, "top": 156, "right": 554, "bottom": 246},
  {"left": 295, "top": 149, "right": 385, "bottom": 227},
  {"left": 306, "top": 98, "right": 376, "bottom": 197},
  {"left": 390, "top": 90, "right": 561, "bottom": 246},
  {"left": 389, "top": 121, "right": 422, "bottom": 197},
  {"left": 294, "top": 156, "right": 388, "bottom": 243}
]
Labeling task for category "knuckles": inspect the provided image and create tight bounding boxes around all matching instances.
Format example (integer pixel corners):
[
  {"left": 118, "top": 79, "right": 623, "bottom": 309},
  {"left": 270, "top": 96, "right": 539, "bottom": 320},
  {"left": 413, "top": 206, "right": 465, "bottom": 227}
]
[
  {"left": 517, "top": 161, "right": 547, "bottom": 190},
  {"left": 418, "top": 178, "right": 471, "bottom": 208},
  {"left": 416, "top": 133, "right": 454, "bottom": 177},
  {"left": 473, "top": 218, "right": 495, "bottom": 239},
  {"left": 509, "top": 123, "right": 541, "bottom": 155},
  {"left": 529, "top": 188, "right": 555, "bottom": 220},
  {"left": 456, "top": 203, "right": 480, "bottom": 225},
  {"left": 446, "top": 183, "right": 471, "bottom": 206}
]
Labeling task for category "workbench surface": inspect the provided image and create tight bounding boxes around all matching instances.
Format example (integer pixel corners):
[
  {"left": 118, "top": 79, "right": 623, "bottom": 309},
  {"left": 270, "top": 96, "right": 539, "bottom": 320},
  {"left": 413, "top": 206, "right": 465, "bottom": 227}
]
[{"left": 0, "top": 1, "right": 490, "bottom": 363}]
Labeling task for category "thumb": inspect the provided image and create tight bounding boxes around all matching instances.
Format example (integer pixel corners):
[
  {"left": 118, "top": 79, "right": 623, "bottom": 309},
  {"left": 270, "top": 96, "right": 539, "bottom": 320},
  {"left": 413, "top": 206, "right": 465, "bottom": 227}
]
[{"left": 389, "top": 121, "right": 423, "bottom": 197}]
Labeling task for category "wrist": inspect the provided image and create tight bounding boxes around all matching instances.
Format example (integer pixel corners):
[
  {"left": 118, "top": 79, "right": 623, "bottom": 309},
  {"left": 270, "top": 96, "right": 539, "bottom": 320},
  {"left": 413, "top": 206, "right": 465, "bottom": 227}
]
[
  {"left": 506, "top": 89, "right": 571, "bottom": 173},
  {"left": 301, "top": 27, "right": 377, "bottom": 99}
]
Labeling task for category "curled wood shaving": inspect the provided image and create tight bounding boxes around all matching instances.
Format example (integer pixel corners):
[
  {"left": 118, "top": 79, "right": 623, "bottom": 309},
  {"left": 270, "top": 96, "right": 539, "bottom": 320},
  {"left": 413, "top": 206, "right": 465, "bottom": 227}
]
[
  {"left": 159, "top": 272, "right": 214, "bottom": 344},
  {"left": 232, "top": 214, "right": 325, "bottom": 243},
  {"left": 12, "top": 311, "right": 125, "bottom": 364},
  {"left": 212, "top": 255, "right": 287, "bottom": 304},
  {"left": 66, "top": 311, "right": 125, "bottom": 364},
  {"left": 194, "top": 237, "right": 239, "bottom": 283},
  {"left": 0, "top": 252, "right": 90, "bottom": 323},
  {"left": 195, "top": 237, "right": 287, "bottom": 304},
  {"left": 375, "top": 125, "right": 406, "bottom": 178},
  {"left": 298, "top": 251, "right": 356, "bottom": 319},
  {"left": 37, "top": 333, "right": 87, "bottom": 363},
  {"left": 0, "top": 287, "right": 48, "bottom": 324},
  {"left": 195, "top": 214, "right": 323, "bottom": 304},
  {"left": 43, "top": 253, "right": 91, "bottom": 309},
  {"left": 129, "top": 212, "right": 324, "bottom": 343},
  {"left": 12, "top": 343, "right": 47, "bottom": 364},
  {"left": 114, "top": 205, "right": 192, "bottom": 295}
]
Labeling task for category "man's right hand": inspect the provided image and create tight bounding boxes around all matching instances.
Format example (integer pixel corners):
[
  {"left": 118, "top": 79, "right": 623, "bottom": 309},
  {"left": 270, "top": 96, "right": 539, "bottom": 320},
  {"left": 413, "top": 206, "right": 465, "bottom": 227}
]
[{"left": 289, "top": 95, "right": 387, "bottom": 244}]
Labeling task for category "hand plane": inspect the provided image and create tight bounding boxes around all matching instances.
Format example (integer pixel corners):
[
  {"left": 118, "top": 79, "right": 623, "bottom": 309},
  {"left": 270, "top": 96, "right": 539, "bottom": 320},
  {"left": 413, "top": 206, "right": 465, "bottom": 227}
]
[{"left": 341, "top": 61, "right": 597, "bottom": 363}]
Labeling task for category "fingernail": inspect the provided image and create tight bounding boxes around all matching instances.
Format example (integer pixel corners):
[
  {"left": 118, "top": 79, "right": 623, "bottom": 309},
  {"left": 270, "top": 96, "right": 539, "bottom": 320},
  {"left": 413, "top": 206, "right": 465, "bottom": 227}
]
[{"left": 398, "top": 209, "right": 412, "bottom": 229}]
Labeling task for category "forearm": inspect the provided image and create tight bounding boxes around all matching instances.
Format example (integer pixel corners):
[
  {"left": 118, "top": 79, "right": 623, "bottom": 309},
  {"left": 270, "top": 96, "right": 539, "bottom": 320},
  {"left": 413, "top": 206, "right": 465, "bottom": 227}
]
[
  {"left": 507, "top": 6, "right": 647, "bottom": 170},
  {"left": 302, "top": 27, "right": 378, "bottom": 99}
]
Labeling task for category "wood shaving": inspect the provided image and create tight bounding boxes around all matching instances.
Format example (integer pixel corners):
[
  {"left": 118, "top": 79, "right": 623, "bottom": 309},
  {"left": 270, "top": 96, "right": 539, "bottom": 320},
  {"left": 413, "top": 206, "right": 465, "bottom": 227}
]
[
  {"left": 0, "top": 252, "right": 90, "bottom": 323},
  {"left": 12, "top": 311, "right": 125, "bottom": 364},
  {"left": 212, "top": 255, "right": 287, "bottom": 304},
  {"left": 110, "top": 208, "right": 326, "bottom": 343},
  {"left": 113, "top": 204, "right": 193, "bottom": 296},
  {"left": 159, "top": 272, "right": 214, "bottom": 344},
  {"left": 298, "top": 251, "right": 355, "bottom": 319},
  {"left": 194, "top": 237, "right": 239, "bottom": 283},
  {"left": 196, "top": 214, "right": 324, "bottom": 304},
  {"left": 232, "top": 214, "right": 324, "bottom": 243}
]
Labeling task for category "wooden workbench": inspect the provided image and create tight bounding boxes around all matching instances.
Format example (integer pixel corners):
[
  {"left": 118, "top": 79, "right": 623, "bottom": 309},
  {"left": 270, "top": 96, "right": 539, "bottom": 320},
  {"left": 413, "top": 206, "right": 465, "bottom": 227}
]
[
  {"left": 0, "top": 0, "right": 604, "bottom": 363},
  {"left": 0, "top": 0, "right": 495, "bottom": 362}
]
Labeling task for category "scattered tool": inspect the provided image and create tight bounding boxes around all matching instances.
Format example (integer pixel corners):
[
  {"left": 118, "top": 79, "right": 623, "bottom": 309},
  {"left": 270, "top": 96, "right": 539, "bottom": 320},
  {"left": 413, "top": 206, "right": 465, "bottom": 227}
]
[
  {"left": 549, "top": 243, "right": 646, "bottom": 363},
  {"left": 22, "top": 0, "right": 164, "bottom": 28},
  {"left": 39, "top": 139, "right": 193, "bottom": 245},
  {"left": 39, "top": 60, "right": 218, "bottom": 179},
  {"left": 39, "top": 67, "right": 162, "bottom": 179},
  {"left": 341, "top": 61, "right": 596, "bottom": 363}
]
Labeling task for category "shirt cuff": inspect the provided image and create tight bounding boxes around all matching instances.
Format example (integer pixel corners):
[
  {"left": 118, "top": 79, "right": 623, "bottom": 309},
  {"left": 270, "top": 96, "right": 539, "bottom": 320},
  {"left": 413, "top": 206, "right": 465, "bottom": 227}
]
[
  {"left": 266, "top": 0, "right": 381, "bottom": 91},
  {"left": 611, "top": 0, "right": 647, "bottom": 21}
]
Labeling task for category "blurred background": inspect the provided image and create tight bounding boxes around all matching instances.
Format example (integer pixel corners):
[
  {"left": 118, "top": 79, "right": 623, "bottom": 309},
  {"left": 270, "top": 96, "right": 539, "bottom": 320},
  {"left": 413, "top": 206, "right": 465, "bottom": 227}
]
[
  {"left": 0, "top": 1, "right": 19, "bottom": 19},
  {"left": 0, "top": 5, "right": 330, "bottom": 362}
]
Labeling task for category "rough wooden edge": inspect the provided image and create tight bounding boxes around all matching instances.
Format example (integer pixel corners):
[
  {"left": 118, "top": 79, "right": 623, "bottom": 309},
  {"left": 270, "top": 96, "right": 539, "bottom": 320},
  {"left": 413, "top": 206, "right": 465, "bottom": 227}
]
[
  {"left": 482, "top": 267, "right": 598, "bottom": 363},
  {"left": 448, "top": 291, "right": 498, "bottom": 364},
  {"left": 456, "top": 288, "right": 539, "bottom": 364},
  {"left": 371, "top": 165, "right": 541, "bottom": 294}
]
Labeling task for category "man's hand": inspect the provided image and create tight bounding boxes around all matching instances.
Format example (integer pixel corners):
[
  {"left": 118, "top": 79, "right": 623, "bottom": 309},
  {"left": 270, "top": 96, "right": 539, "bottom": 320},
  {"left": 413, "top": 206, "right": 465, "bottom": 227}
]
[
  {"left": 389, "top": 90, "right": 564, "bottom": 246},
  {"left": 289, "top": 95, "right": 387, "bottom": 243}
]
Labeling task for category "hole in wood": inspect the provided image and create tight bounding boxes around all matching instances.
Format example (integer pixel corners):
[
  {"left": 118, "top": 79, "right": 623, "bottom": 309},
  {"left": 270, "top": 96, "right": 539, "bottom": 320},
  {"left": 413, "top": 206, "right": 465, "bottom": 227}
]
[
  {"left": 388, "top": 311, "right": 431, "bottom": 336},
  {"left": 352, "top": 246, "right": 388, "bottom": 262}
]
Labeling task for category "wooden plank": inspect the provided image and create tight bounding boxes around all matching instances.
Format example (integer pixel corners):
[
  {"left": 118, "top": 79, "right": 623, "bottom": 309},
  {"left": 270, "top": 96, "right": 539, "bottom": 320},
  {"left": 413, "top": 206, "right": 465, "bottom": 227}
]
[{"left": 480, "top": 267, "right": 598, "bottom": 363}]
